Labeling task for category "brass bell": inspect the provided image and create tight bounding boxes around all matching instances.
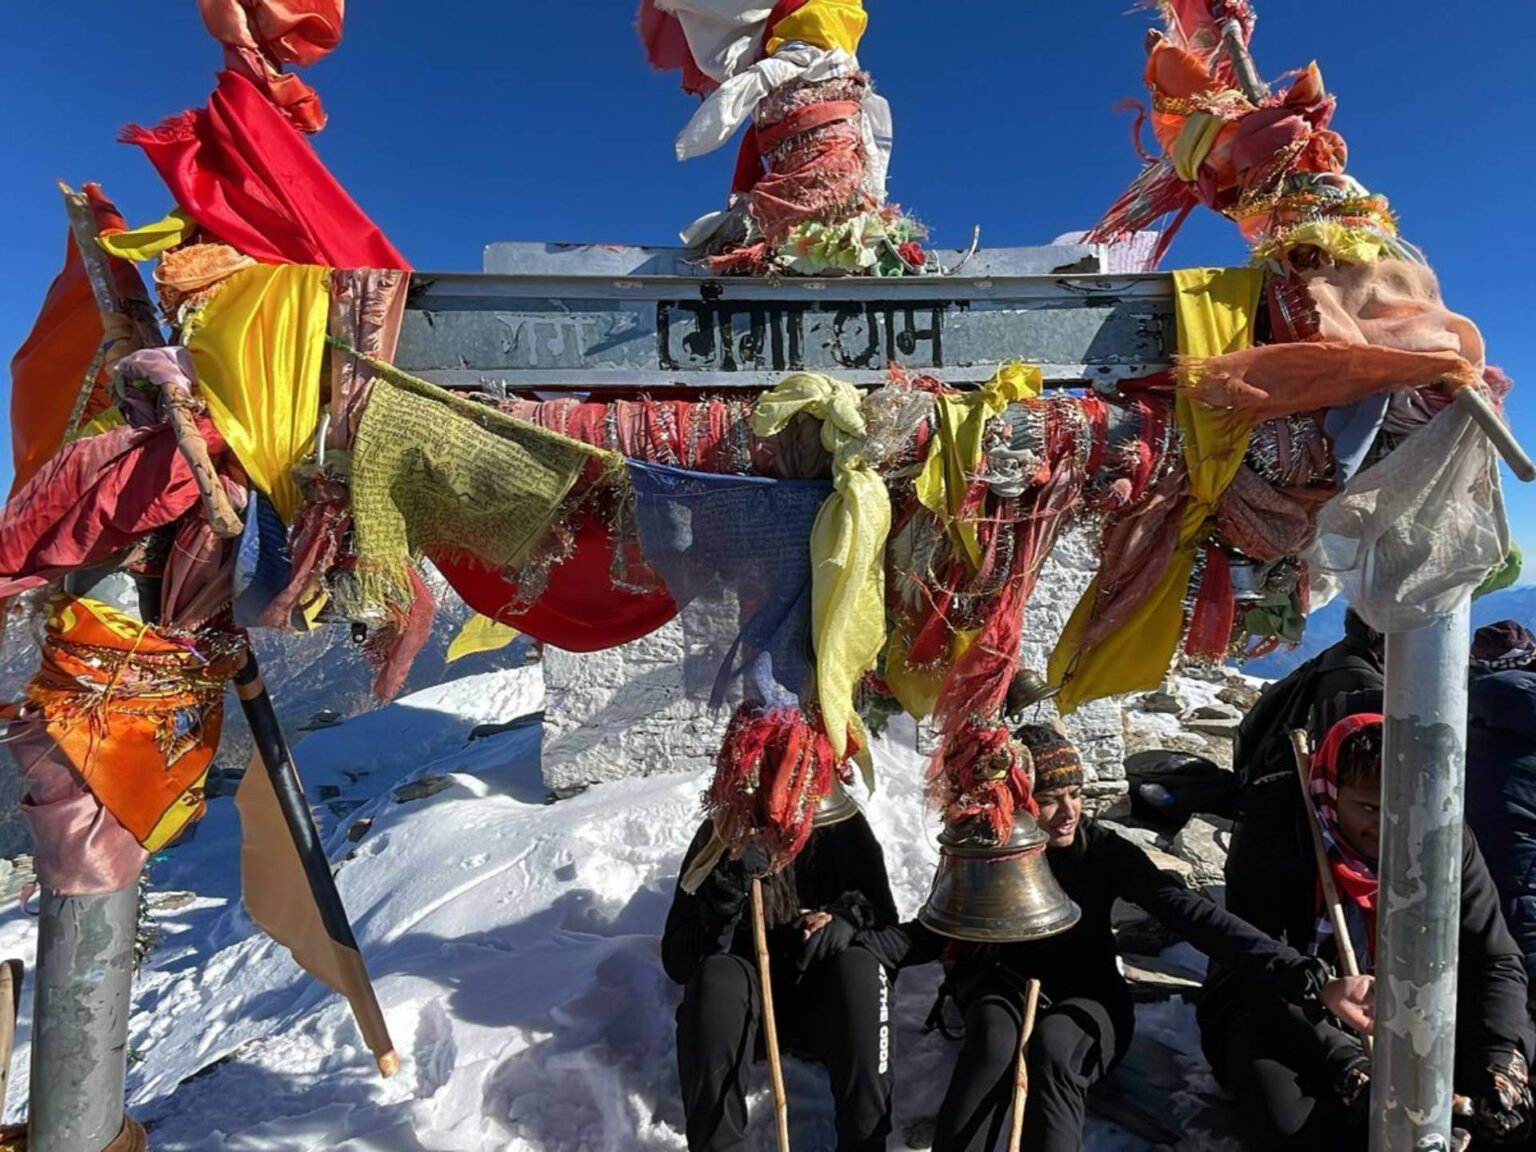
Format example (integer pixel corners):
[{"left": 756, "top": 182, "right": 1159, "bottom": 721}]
[
  {"left": 812, "top": 776, "right": 861, "bottom": 829},
  {"left": 918, "top": 814, "right": 1081, "bottom": 943},
  {"left": 1005, "top": 668, "right": 1061, "bottom": 718}
]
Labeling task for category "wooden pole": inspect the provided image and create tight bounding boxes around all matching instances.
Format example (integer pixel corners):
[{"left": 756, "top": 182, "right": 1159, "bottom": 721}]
[
  {"left": 0, "top": 958, "right": 22, "bottom": 1115},
  {"left": 57, "top": 182, "right": 160, "bottom": 368},
  {"left": 750, "top": 877, "right": 791, "bottom": 1152},
  {"left": 1007, "top": 978, "right": 1043, "bottom": 1152},
  {"left": 57, "top": 181, "right": 243, "bottom": 538},
  {"left": 1290, "top": 729, "right": 1373, "bottom": 1058}
]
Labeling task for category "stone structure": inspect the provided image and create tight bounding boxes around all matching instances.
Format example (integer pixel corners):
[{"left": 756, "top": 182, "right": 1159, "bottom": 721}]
[
  {"left": 540, "top": 524, "right": 1129, "bottom": 795},
  {"left": 541, "top": 613, "right": 732, "bottom": 798},
  {"left": 1016, "top": 527, "right": 1126, "bottom": 783}
]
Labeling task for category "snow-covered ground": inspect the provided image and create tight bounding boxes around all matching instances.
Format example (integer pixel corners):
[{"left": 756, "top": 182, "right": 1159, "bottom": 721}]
[{"left": 0, "top": 667, "right": 1227, "bottom": 1150}]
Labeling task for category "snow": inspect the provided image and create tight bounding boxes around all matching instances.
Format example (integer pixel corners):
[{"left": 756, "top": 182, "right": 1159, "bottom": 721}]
[{"left": 0, "top": 665, "right": 1224, "bottom": 1149}]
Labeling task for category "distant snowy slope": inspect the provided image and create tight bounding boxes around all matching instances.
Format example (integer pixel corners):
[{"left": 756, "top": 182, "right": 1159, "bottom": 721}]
[{"left": 1240, "top": 584, "right": 1536, "bottom": 680}]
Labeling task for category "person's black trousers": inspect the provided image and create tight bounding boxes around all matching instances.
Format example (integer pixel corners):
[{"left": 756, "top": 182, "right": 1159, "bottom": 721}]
[
  {"left": 675, "top": 946, "right": 893, "bottom": 1151},
  {"left": 931, "top": 981, "right": 1131, "bottom": 1152},
  {"left": 1208, "top": 993, "right": 1370, "bottom": 1152}
]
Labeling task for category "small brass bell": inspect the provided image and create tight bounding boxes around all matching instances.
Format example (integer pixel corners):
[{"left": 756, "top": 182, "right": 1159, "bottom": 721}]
[
  {"left": 918, "top": 814, "right": 1081, "bottom": 943},
  {"left": 812, "top": 776, "right": 861, "bottom": 829},
  {"left": 1005, "top": 669, "right": 1061, "bottom": 718}
]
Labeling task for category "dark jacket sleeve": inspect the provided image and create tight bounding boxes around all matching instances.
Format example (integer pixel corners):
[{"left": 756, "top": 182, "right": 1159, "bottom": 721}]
[
  {"left": 832, "top": 815, "right": 900, "bottom": 926},
  {"left": 1458, "top": 827, "right": 1535, "bottom": 1063},
  {"left": 1466, "top": 670, "right": 1536, "bottom": 979},
  {"left": 661, "top": 822, "right": 741, "bottom": 986},
  {"left": 1109, "top": 828, "right": 1306, "bottom": 979},
  {"left": 855, "top": 918, "right": 949, "bottom": 971},
  {"left": 1223, "top": 778, "right": 1311, "bottom": 948},
  {"left": 831, "top": 815, "right": 941, "bottom": 969}
]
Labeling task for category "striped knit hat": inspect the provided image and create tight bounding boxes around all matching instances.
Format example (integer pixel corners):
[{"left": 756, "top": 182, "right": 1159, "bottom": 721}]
[{"left": 1013, "top": 724, "right": 1083, "bottom": 793}]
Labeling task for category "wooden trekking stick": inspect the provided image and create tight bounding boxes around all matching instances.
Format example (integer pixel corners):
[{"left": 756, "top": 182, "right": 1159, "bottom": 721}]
[
  {"left": 750, "top": 877, "right": 792, "bottom": 1152},
  {"left": 58, "top": 182, "right": 242, "bottom": 538},
  {"left": 1007, "top": 978, "right": 1043, "bottom": 1152},
  {"left": 1290, "top": 729, "right": 1373, "bottom": 1058},
  {"left": 0, "top": 958, "right": 22, "bottom": 1115}
]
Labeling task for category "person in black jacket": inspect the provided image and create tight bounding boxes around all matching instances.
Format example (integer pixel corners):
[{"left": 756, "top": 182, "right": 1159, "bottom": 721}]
[
  {"left": 1233, "top": 609, "right": 1383, "bottom": 790},
  {"left": 1465, "top": 620, "right": 1536, "bottom": 996},
  {"left": 838, "top": 725, "right": 1350, "bottom": 1152},
  {"left": 662, "top": 804, "right": 899, "bottom": 1152},
  {"left": 1202, "top": 710, "right": 1536, "bottom": 1151}
]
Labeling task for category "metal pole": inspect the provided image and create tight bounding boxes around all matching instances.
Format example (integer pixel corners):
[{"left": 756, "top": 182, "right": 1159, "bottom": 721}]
[
  {"left": 29, "top": 882, "right": 137, "bottom": 1152},
  {"left": 1218, "top": 19, "right": 1270, "bottom": 104},
  {"left": 1371, "top": 601, "right": 1472, "bottom": 1152}
]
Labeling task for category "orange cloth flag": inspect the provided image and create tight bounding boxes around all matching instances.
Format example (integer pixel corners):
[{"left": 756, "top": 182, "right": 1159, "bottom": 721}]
[
  {"left": 25, "top": 597, "right": 240, "bottom": 851},
  {"left": 10, "top": 239, "right": 110, "bottom": 496},
  {"left": 9, "top": 188, "right": 149, "bottom": 496}
]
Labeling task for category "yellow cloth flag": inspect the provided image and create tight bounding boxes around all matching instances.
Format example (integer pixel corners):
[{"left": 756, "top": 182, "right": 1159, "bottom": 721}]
[
  {"left": 447, "top": 614, "right": 521, "bottom": 663},
  {"left": 915, "top": 362, "right": 1042, "bottom": 569},
  {"left": 765, "top": 0, "right": 867, "bottom": 56},
  {"left": 1175, "top": 267, "right": 1264, "bottom": 508},
  {"left": 1172, "top": 113, "right": 1224, "bottom": 183},
  {"left": 73, "top": 407, "right": 124, "bottom": 440},
  {"left": 349, "top": 360, "right": 604, "bottom": 621},
  {"left": 1049, "top": 267, "right": 1263, "bottom": 713},
  {"left": 187, "top": 263, "right": 329, "bottom": 523},
  {"left": 96, "top": 208, "right": 196, "bottom": 262},
  {"left": 882, "top": 627, "right": 979, "bottom": 720},
  {"left": 752, "top": 373, "right": 888, "bottom": 783}
]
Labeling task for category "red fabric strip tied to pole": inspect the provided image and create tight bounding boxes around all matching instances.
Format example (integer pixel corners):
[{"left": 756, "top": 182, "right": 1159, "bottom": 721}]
[{"left": 122, "top": 69, "right": 407, "bottom": 269}]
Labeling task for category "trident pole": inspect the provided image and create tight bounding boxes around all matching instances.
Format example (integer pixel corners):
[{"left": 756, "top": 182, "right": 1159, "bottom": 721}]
[{"left": 1204, "top": 16, "right": 1528, "bottom": 1149}]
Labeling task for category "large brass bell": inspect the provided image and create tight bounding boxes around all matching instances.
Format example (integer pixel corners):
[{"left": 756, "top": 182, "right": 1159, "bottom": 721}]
[
  {"left": 812, "top": 776, "right": 861, "bottom": 829},
  {"left": 918, "top": 813, "right": 1081, "bottom": 942}
]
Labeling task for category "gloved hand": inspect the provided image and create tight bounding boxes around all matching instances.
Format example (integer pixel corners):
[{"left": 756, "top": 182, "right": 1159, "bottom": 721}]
[
  {"left": 699, "top": 844, "right": 771, "bottom": 927},
  {"left": 794, "top": 911, "right": 856, "bottom": 973},
  {"left": 1332, "top": 1053, "right": 1372, "bottom": 1130},
  {"left": 1468, "top": 1050, "right": 1534, "bottom": 1147}
]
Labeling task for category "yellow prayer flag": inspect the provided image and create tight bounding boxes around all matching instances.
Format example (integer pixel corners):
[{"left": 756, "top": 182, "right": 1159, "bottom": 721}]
[{"left": 447, "top": 614, "right": 521, "bottom": 663}]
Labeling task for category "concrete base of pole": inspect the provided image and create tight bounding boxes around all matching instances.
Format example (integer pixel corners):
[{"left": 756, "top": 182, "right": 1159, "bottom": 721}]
[
  {"left": 29, "top": 882, "right": 137, "bottom": 1152},
  {"left": 1370, "top": 602, "right": 1472, "bottom": 1152}
]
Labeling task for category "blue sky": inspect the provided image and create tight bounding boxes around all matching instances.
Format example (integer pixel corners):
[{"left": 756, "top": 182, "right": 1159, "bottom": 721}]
[{"left": 6, "top": 3, "right": 1536, "bottom": 558}]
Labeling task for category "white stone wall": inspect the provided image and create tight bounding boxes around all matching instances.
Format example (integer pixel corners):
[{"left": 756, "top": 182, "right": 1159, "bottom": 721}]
[
  {"left": 540, "top": 597, "right": 740, "bottom": 796},
  {"left": 1016, "top": 526, "right": 1127, "bottom": 782},
  {"left": 540, "top": 526, "right": 1126, "bottom": 792}
]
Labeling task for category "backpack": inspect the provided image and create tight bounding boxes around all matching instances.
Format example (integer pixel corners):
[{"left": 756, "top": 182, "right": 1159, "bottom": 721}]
[
  {"left": 1125, "top": 750, "right": 1239, "bottom": 831},
  {"left": 1235, "top": 648, "right": 1382, "bottom": 791},
  {"left": 1233, "top": 661, "right": 1323, "bottom": 790}
]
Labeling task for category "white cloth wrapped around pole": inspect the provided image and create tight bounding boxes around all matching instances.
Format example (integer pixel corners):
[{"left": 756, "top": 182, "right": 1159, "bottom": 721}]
[
  {"left": 653, "top": 0, "right": 775, "bottom": 84},
  {"left": 674, "top": 44, "right": 860, "bottom": 161},
  {"left": 1304, "top": 400, "right": 1508, "bottom": 634}
]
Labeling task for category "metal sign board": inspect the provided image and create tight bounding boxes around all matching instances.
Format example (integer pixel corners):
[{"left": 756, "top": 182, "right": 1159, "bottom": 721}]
[{"left": 394, "top": 244, "right": 1175, "bottom": 391}]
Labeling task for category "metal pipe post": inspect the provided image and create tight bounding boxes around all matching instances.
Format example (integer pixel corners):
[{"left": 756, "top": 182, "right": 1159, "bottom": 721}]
[
  {"left": 29, "top": 883, "right": 137, "bottom": 1152},
  {"left": 1371, "top": 601, "right": 1472, "bottom": 1152}
]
